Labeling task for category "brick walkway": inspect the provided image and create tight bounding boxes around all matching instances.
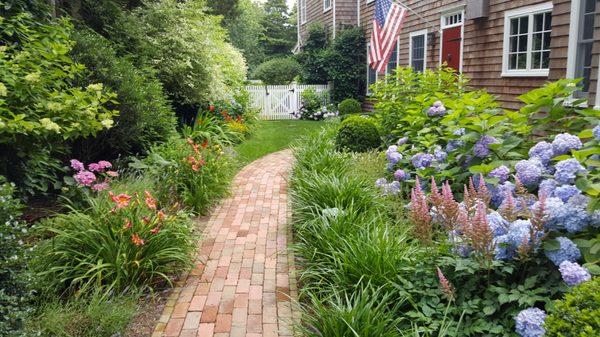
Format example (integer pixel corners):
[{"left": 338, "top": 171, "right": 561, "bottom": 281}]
[{"left": 153, "top": 150, "right": 299, "bottom": 337}]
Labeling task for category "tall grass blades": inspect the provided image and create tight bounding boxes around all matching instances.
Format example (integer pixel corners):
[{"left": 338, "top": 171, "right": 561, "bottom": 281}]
[
  {"left": 292, "top": 123, "right": 350, "bottom": 177},
  {"left": 33, "top": 178, "right": 195, "bottom": 296}
]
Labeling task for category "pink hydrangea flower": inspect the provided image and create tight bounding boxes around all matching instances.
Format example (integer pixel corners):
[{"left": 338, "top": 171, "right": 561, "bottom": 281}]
[
  {"left": 74, "top": 170, "right": 96, "bottom": 186},
  {"left": 70, "top": 159, "right": 85, "bottom": 171},
  {"left": 92, "top": 182, "right": 109, "bottom": 191},
  {"left": 98, "top": 161, "right": 112, "bottom": 169},
  {"left": 88, "top": 163, "right": 101, "bottom": 172}
]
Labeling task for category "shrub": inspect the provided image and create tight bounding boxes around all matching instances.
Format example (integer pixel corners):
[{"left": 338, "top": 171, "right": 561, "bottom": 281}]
[
  {"left": 252, "top": 57, "right": 301, "bottom": 85},
  {"left": 327, "top": 27, "right": 367, "bottom": 102},
  {"left": 70, "top": 29, "right": 177, "bottom": 158},
  {"left": 545, "top": 277, "right": 599, "bottom": 336},
  {"left": 0, "top": 177, "right": 32, "bottom": 335},
  {"left": 26, "top": 293, "right": 137, "bottom": 337},
  {"left": 33, "top": 177, "right": 195, "bottom": 296},
  {"left": 142, "top": 137, "right": 234, "bottom": 213},
  {"left": 335, "top": 115, "right": 381, "bottom": 152},
  {"left": 296, "top": 24, "right": 329, "bottom": 84},
  {"left": 338, "top": 98, "right": 362, "bottom": 115},
  {"left": 294, "top": 88, "right": 337, "bottom": 120}
]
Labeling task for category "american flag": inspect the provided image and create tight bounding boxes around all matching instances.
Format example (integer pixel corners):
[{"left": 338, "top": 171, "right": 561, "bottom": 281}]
[{"left": 369, "top": 0, "right": 408, "bottom": 73}]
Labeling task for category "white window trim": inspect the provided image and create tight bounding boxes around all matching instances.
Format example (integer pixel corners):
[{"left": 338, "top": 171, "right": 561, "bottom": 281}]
[
  {"left": 565, "top": 0, "right": 580, "bottom": 79},
  {"left": 501, "top": 2, "right": 553, "bottom": 77},
  {"left": 300, "top": 0, "right": 307, "bottom": 25},
  {"left": 366, "top": 0, "right": 375, "bottom": 4},
  {"left": 409, "top": 29, "right": 428, "bottom": 72},
  {"left": 324, "top": 0, "right": 332, "bottom": 13},
  {"left": 439, "top": 9, "right": 464, "bottom": 72}
]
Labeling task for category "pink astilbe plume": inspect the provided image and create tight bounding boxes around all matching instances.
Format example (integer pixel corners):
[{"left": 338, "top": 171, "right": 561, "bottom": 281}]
[
  {"left": 429, "top": 177, "right": 443, "bottom": 208},
  {"left": 463, "top": 201, "right": 495, "bottom": 263},
  {"left": 410, "top": 177, "right": 432, "bottom": 244},
  {"left": 463, "top": 184, "right": 475, "bottom": 214},
  {"left": 437, "top": 181, "right": 461, "bottom": 230},
  {"left": 436, "top": 267, "right": 455, "bottom": 300},
  {"left": 499, "top": 190, "right": 518, "bottom": 222},
  {"left": 476, "top": 174, "right": 491, "bottom": 206}
]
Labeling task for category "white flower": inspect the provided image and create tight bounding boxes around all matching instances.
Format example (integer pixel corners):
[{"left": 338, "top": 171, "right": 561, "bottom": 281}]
[{"left": 101, "top": 119, "right": 114, "bottom": 128}]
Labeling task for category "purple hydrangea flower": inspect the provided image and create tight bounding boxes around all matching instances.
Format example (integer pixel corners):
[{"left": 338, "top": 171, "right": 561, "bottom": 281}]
[
  {"left": 387, "top": 163, "right": 395, "bottom": 172},
  {"left": 552, "top": 133, "right": 583, "bottom": 155},
  {"left": 545, "top": 237, "right": 581, "bottom": 266},
  {"left": 433, "top": 147, "right": 447, "bottom": 162},
  {"left": 528, "top": 141, "right": 555, "bottom": 164},
  {"left": 593, "top": 125, "right": 600, "bottom": 141},
  {"left": 427, "top": 101, "right": 446, "bottom": 117},
  {"left": 554, "top": 159, "right": 586, "bottom": 184},
  {"left": 559, "top": 261, "right": 591, "bottom": 286},
  {"left": 98, "top": 160, "right": 112, "bottom": 169},
  {"left": 473, "top": 135, "right": 498, "bottom": 158},
  {"left": 538, "top": 179, "right": 558, "bottom": 198},
  {"left": 507, "top": 219, "right": 536, "bottom": 247},
  {"left": 554, "top": 185, "right": 581, "bottom": 202},
  {"left": 411, "top": 153, "right": 434, "bottom": 169},
  {"left": 543, "top": 195, "right": 591, "bottom": 233},
  {"left": 488, "top": 165, "right": 510, "bottom": 183},
  {"left": 446, "top": 140, "right": 464, "bottom": 153},
  {"left": 494, "top": 235, "right": 513, "bottom": 260},
  {"left": 491, "top": 181, "right": 515, "bottom": 208},
  {"left": 487, "top": 211, "right": 509, "bottom": 236},
  {"left": 453, "top": 128, "right": 465, "bottom": 136},
  {"left": 515, "top": 158, "right": 544, "bottom": 187},
  {"left": 388, "top": 181, "right": 401, "bottom": 195},
  {"left": 375, "top": 178, "right": 388, "bottom": 187},
  {"left": 74, "top": 170, "right": 97, "bottom": 186},
  {"left": 397, "top": 137, "right": 408, "bottom": 145},
  {"left": 515, "top": 308, "right": 546, "bottom": 337},
  {"left": 386, "top": 146, "right": 403, "bottom": 164},
  {"left": 394, "top": 169, "right": 407, "bottom": 181},
  {"left": 70, "top": 159, "right": 85, "bottom": 171},
  {"left": 88, "top": 163, "right": 101, "bottom": 172}
]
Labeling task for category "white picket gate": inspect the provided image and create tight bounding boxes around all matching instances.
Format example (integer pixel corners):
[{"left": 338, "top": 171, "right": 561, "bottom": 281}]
[{"left": 246, "top": 84, "right": 330, "bottom": 120}]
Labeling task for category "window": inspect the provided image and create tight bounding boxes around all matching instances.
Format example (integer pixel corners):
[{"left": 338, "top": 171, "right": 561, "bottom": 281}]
[
  {"left": 502, "top": 3, "right": 553, "bottom": 77},
  {"left": 324, "top": 0, "right": 332, "bottom": 12},
  {"left": 367, "top": 43, "right": 378, "bottom": 94},
  {"left": 300, "top": 0, "right": 307, "bottom": 24},
  {"left": 387, "top": 41, "right": 399, "bottom": 75},
  {"left": 443, "top": 12, "right": 463, "bottom": 28},
  {"left": 409, "top": 30, "right": 427, "bottom": 72},
  {"left": 575, "top": 0, "right": 596, "bottom": 96}
]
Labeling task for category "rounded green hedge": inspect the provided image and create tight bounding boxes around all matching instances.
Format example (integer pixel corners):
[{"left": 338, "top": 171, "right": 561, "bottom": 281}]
[
  {"left": 335, "top": 116, "right": 381, "bottom": 152},
  {"left": 338, "top": 98, "right": 362, "bottom": 115},
  {"left": 545, "top": 277, "right": 599, "bottom": 336}
]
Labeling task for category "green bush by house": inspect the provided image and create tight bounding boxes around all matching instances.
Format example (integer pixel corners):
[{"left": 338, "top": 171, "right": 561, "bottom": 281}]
[
  {"left": 252, "top": 57, "right": 301, "bottom": 84},
  {"left": 335, "top": 115, "right": 381, "bottom": 152},
  {"left": 338, "top": 98, "right": 362, "bottom": 115}
]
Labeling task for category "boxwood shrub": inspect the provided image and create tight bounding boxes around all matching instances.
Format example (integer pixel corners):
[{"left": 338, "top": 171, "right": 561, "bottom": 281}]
[
  {"left": 545, "top": 277, "right": 599, "bottom": 336},
  {"left": 338, "top": 98, "right": 362, "bottom": 115},
  {"left": 335, "top": 115, "right": 381, "bottom": 152}
]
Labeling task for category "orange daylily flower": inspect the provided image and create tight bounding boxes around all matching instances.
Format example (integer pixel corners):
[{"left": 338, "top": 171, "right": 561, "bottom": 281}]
[
  {"left": 109, "top": 192, "right": 132, "bottom": 209},
  {"left": 144, "top": 190, "right": 157, "bottom": 210},
  {"left": 123, "top": 219, "right": 132, "bottom": 230},
  {"left": 150, "top": 227, "right": 160, "bottom": 234},
  {"left": 131, "top": 233, "right": 145, "bottom": 246}
]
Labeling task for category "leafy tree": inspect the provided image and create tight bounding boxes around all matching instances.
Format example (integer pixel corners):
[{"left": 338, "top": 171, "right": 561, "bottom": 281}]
[
  {"left": 327, "top": 27, "right": 366, "bottom": 102},
  {"left": 252, "top": 57, "right": 301, "bottom": 84},
  {"left": 228, "top": 0, "right": 266, "bottom": 71},
  {"left": 260, "top": 0, "right": 295, "bottom": 58},
  {"left": 296, "top": 24, "right": 330, "bottom": 84}
]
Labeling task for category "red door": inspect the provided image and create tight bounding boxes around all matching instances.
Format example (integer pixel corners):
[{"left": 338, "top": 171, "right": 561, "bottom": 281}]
[{"left": 441, "top": 26, "right": 462, "bottom": 71}]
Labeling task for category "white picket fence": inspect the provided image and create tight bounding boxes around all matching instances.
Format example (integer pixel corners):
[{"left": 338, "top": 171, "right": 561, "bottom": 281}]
[{"left": 246, "top": 84, "right": 330, "bottom": 120}]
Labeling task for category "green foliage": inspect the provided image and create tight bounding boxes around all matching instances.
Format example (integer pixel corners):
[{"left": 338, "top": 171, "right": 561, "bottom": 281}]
[
  {"left": 0, "top": 177, "right": 32, "bottom": 335},
  {"left": 207, "top": 0, "right": 241, "bottom": 22},
  {"left": 545, "top": 277, "right": 600, "bottom": 336},
  {"left": 32, "top": 177, "right": 195, "bottom": 296},
  {"left": 260, "top": 0, "right": 296, "bottom": 59},
  {"left": 70, "top": 29, "right": 177, "bottom": 157},
  {"left": 141, "top": 137, "right": 234, "bottom": 214},
  {"left": 327, "top": 27, "right": 367, "bottom": 102},
  {"left": 26, "top": 292, "right": 137, "bottom": 337},
  {"left": 228, "top": 0, "right": 266, "bottom": 71},
  {"left": 335, "top": 115, "right": 381, "bottom": 152},
  {"left": 252, "top": 57, "right": 301, "bottom": 84},
  {"left": 338, "top": 98, "right": 362, "bottom": 115},
  {"left": 296, "top": 24, "right": 330, "bottom": 84},
  {"left": 298, "top": 88, "right": 329, "bottom": 120}
]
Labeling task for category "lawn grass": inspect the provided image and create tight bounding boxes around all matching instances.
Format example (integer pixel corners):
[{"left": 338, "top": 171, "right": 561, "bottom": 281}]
[{"left": 235, "top": 120, "right": 324, "bottom": 166}]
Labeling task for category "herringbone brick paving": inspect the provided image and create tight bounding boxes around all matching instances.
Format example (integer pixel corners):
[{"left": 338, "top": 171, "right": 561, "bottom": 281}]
[{"left": 153, "top": 150, "right": 299, "bottom": 337}]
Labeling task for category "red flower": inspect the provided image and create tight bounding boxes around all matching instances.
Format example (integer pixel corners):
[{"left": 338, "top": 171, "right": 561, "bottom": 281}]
[
  {"left": 144, "top": 190, "right": 157, "bottom": 210},
  {"left": 131, "top": 233, "right": 145, "bottom": 246},
  {"left": 157, "top": 210, "right": 166, "bottom": 222},
  {"left": 109, "top": 192, "right": 132, "bottom": 209},
  {"left": 201, "top": 140, "right": 208, "bottom": 149},
  {"left": 123, "top": 219, "right": 132, "bottom": 230},
  {"left": 209, "top": 105, "right": 215, "bottom": 112},
  {"left": 150, "top": 227, "right": 160, "bottom": 234}
]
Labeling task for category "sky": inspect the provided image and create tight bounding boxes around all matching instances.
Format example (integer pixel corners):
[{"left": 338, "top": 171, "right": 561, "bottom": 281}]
[{"left": 254, "top": 0, "right": 296, "bottom": 10}]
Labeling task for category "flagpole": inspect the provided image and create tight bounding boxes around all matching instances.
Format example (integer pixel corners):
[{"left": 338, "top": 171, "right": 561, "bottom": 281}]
[{"left": 393, "top": 0, "right": 441, "bottom": 33}]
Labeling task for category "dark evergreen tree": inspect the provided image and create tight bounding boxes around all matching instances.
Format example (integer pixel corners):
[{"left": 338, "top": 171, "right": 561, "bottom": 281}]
[
  {"left": 260, "top": 0, "right": 295, "bottom": 58},
  {"left": 206, "top": 0, "right": 241, "bottom": 24}
]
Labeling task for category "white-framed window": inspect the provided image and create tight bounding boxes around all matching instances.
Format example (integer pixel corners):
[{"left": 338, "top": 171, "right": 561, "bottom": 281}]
[
  {"left": 409, "top": 29, "right": 428, "bottom": 72},
  {"left": 387, "top": 39, "right": 399, "bottom": 75},
  {"left": 443, "top": 11, "right": 463, "bottom": 28},
  {"left": 300, "top": 0, "right": 307, "bottom": 24},
  {"left": 324, "top": 0, "right": 332, "bottom": 12},
  {"left": 502, "top": 2, "right": 553, "bottom": 77},
  {"left": 567, "top": 0, "right": 597, "bottom": 98}
]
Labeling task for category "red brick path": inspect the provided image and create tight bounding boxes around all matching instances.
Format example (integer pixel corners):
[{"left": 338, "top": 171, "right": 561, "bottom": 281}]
[{"left": 153, "top": 150, "right": 299, "bottom": 337}]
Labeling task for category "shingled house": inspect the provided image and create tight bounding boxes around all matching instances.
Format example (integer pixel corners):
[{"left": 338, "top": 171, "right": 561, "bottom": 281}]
[{"left": 296, "top": 0, "right": 600, "bottom": 109}]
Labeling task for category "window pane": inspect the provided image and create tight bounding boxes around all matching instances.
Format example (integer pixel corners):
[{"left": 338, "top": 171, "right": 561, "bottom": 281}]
[
  {"left": 583, "top": 43, "right": 593, "bottom": 66},
  {"left": 510, "top": 18, "right": 519, "bottom": 35},
  {"left": 532, "top": 52, "right": 541, "bottom": 69},
  {"left": 582, "top": 68, "right": 591, "bottom": 91},
  {"left": 585, "top": 0, "right": 596, "bottom": 13},
  {"left": 583, "top": 14, "right": 594, "bottom": 40},
  {"left": 412, "top": 60, "right": 424, "bottom": 72},
  {"left": 509, "top": 54, "right": 517, "bottom": 69},
  {"left": 519, "top": 17, "right": 529, "bottom": 34},
  {"left": 534, "top": 13, "right": 544, "bottom": 32},
  {"left": 543, "top": 32, "right": 551, "bottom": 50},
  {"left": 510, "top": 36, "right": 518, "bottom": 52},
  {"left": 518, "top": 35, "right": 528, "bottom": 52},
  {"left": 542, "top": 51, "right": 550, "bottom": 68},
  {"left": 518, "top": 53, "right": 527, "bottom": 69},
  {"left": 532, "top": 33, "right": 542, "bottom": 51},
  {"left": 544, "top": 12, "right": 552, "bottom": 30}
]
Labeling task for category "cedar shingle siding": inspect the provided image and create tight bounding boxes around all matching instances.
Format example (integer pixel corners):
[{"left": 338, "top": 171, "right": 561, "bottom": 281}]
[{"left": 299, "top": 0, "right": 600, "bottom": 110}]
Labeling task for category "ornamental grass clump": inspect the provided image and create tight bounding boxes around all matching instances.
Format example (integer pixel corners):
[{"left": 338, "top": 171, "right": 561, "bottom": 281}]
[{"left": 33, "top": 178, "right": 195, "bottom": 296}]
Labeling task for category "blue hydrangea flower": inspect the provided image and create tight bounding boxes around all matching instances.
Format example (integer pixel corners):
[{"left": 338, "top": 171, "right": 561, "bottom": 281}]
[
  {"left": 386, "top": 162, "right": 395, "bottom": 172},
  {"left": 434, "top": 146, "right": 447, "bottom": 162},
  {"left": 449, "top": 231, "right": 472, "bottom": 257},
  {"left": 515, "top": 158, "right": 544, "bottom": 187},
  {"left": 593, "top": 125, "right": 600, "bottom": 141},
  {"left": 494, "top": 234, "right": 514, "bottom": 260},
  {"left": 491, "top": 181, "right": 516, "bottom": 208},
  {"left": 488, "top": 165, "right": 510, "bottom": 183},
  {"left": 394, "top": 169, "right": 407, "bottom": 181},
  {"left": 446, "top": 139, "right": 464, "bottom": 153},
  {"left": 411, "top": 153, "right": 434, "bottom": 169},
  {"left": 375, "top": 178, "right": 387, "bottom": 187},
  {"left": 387, "top": 181, "right": 401, "bottom": 195},
  {"left": 427, "top": 101, "right": 446, "bottom": 116},
  {"left": 515, "top": 308, "right": 546, "bottom": 337},
  {"left": 554, "top": 185, "right": 581, "bottom": 202},
  {"left": 397, "top": 137, "right": 408, "bottom": 145},
  {"left": 386, "top": 145, "right": 398, "bottom": 154},
  {"left": 487, "top": 211, "right": 509, "bottom": 236},
  {"left": 528, "top": 141, "right": 555, "bottom": 164},
  {"left": 552, "top": 133, "right": 583, "bottom": 155},
  {"left": 545, "top": 237, "right": 581, "bottom": 266},
  {"left": 564, "top": 195, "right": 591, "bottom": 233},
  {"left": 591, "top": 210, "right": 600, "bottom": 228},
  {"left": 453, "top": 128, "right": 465, "bottom": 136},
  {"left": 507, "top": 219, "right": 535, "bottom": 247},
  {"left": 559, "top": 261, "right": 591, "bottom": 286},
  {"left": 538, "top": 179, "right": 558, "bottom": 198},
  {"left": 554, "top": 159, "right": 586, "bottom": 184},
  {"left": 473, "top": 135, "right": 498, "bottom": 158}
]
